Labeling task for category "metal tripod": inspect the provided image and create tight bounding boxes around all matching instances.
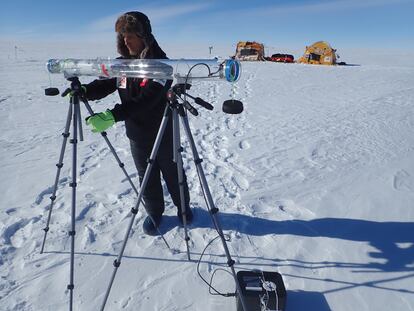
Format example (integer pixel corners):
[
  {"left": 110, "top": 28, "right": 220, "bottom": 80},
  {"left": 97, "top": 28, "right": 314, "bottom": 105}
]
[
  {"left": 100, "top": 83, "right": 248, "bottom": 311},
  {"left": 40, "top": 77, "right": 170, "bottom": 311}
]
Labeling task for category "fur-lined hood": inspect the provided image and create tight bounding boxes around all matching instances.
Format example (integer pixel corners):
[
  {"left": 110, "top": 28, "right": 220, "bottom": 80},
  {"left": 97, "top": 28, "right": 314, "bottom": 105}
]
[{"left": 115, "top": 11, "right": 167, "bottom": 59}]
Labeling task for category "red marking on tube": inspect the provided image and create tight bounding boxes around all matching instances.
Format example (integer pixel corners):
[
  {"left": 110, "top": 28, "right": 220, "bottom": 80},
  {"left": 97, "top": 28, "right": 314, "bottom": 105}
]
[
  {"left": 140, "top": 79, "right": 148, "bottom": 87},
  {"left": 101, "top": 64, "right": 109, "bottom": 77}
]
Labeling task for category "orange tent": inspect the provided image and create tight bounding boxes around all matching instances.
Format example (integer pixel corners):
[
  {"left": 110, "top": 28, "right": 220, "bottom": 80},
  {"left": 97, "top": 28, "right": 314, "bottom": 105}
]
[
  {"left": 298, "top": 41, "right": 337, "bottom": 65},
  {"left": 234, "top": 41, "right": 265, "bottom": 61}
]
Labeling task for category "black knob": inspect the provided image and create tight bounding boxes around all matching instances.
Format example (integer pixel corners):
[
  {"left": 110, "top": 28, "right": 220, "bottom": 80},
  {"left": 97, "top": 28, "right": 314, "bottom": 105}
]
[
  {"left": 45, "top": 88, "right": 59, "bottom": 96},
  {"left": 222, "top": 100, "right": 243, "bottom": 114}
]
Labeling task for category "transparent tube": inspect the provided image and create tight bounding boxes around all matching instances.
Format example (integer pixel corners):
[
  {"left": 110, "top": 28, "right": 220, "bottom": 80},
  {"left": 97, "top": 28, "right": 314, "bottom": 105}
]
[{"left": 46, "top": 58, "right": 241, "bottom": 82}]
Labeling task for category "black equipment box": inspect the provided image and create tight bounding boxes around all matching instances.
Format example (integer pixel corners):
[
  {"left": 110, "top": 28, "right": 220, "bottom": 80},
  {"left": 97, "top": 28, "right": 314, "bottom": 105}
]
[{"left": 236, "top": 270, "right": 286, "bottom": 311}]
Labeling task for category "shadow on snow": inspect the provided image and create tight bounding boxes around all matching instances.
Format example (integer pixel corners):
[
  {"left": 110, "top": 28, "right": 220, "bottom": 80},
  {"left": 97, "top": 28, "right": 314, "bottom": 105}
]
[
  {"left": 183, "top": 207, "right": 414, "bottom": 273},
  {"left": 43, "top": 207, "right": 414, "bottom": 310}
]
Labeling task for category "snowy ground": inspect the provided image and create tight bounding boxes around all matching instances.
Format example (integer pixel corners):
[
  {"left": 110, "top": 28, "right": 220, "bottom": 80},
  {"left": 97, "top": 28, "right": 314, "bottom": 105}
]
[{"left": 1, "top": 45, "right": 414, "bottom": 311}]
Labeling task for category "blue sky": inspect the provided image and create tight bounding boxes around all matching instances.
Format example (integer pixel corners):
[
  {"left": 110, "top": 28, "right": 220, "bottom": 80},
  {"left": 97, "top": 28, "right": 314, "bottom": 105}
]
[{"left": 1, "top": 0, "right": 413, "bottom": 49}]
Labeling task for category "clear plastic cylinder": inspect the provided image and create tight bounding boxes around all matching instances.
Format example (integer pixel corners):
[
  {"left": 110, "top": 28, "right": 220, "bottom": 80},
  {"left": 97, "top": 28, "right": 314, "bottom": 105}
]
[{"left": 46, "top": 58, "right": 241, "bottom": 82}]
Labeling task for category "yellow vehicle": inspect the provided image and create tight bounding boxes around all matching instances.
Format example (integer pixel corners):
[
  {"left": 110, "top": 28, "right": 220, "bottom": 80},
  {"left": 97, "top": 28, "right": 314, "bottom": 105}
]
[
  {"left": 234, "top": 41, "right": 265, "bottom": 61},
  {"left": 298, "top": 41, "right": 337, "bottom": 65}
]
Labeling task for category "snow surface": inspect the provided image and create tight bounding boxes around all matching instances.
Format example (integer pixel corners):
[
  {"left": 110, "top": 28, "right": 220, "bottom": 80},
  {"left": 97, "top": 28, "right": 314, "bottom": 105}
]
[{"left": 1, "top": 43, "right": 414, "bottom": 311}]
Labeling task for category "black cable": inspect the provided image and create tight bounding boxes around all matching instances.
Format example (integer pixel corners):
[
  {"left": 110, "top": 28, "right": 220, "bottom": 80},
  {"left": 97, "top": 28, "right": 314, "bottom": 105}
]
[
  {"left": 182, "top": 63, "right": 212, "bottom": 110},
  {"left": 182, "top": 62, "right": 236, "bottom": 298},
  {"left": 184, "top": 62, "right": 212, "bottom": 86},
  {"left": 209, "top": 268, "right": 235, "bottom": 296},
  {"left": 208, "top": 60, "right": 225, "bottom": 76},
  {"left": 196, "top": 235, "right": 235, "bottom": 297}
]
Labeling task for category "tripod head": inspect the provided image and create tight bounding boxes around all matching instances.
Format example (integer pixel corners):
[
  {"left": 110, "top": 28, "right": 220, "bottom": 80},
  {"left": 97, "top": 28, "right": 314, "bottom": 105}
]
[
  {"left": 172, "top": 83, "right": 191, "bottom": 96},
  {"left": 45, "top": 77, "right": 87, "bottom": 103}
]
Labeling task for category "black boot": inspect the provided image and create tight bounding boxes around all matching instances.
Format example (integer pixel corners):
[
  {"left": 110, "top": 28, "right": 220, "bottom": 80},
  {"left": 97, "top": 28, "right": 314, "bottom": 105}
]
[{"left": 142, "top": 215, "right": 162, "bottom": 236}]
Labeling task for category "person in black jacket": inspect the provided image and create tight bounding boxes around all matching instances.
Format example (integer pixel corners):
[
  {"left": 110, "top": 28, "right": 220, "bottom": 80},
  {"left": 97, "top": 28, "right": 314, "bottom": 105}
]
[{"left": 84, "top": 11, "right": 192, "bottom": 235}]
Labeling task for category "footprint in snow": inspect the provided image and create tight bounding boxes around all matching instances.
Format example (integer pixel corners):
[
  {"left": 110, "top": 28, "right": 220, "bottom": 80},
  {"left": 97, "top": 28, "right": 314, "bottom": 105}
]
[
  {"left": 277, "top": 199, "right": 315, "bottom": 219},
  {"left": 233, "top": 131, "right": 243, "bottom": 137},
  {"left": 232, "top": 173, "right": 249, "bottom": 191},
  {"left": 225, "top": 118, "right": 236, "bottom": 130},
  {"left": 0, "top": 95, "right": 11, "bottom": 103},
  {"left": 34, "top": 187, "right": 53, "bottom": 205},
  {"left": 6, "top": 208, "right": 17, "bottom": 215},
  {"left": 393, "top": 170, "right": 414, "bottom": 191},
  {"left": 239, "top": 140, "right": 250, "bottom": 150},
  {"left": 80, "top": 226, "right": 96, "bottom": 249},
  {"left": 2, "top": 217, "right": 40, "bottom": 248},
  {"left": 76, "top": 201, "right": 97, "bottom": 221}
]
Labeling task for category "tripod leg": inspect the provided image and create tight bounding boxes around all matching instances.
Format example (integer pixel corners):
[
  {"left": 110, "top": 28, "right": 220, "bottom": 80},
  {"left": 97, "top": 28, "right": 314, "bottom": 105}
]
[
  {"left": 100, "top": 104, "right": 172, "bottom": 311},
  {"left": 179, "top": 114, "right": 249, "bottom": 311},
  {"left": 80, "top": 98, "right": 170, "bottom": 249},
  {"left": 172, "top": 107, "right": 191, "bottom": 260},
  {"left": 76, "top": 102, "right": 84, "bottom": 142},
  {"left": 68, "top": 95, "right": 81, "bottom": 311},
  {"left": 40, "top": 102, "right": 73, "bottom": 254}
]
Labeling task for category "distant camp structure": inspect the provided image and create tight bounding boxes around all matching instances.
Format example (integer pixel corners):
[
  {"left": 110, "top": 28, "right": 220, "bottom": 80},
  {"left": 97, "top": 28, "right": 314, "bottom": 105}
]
[
  {"left": 266, "top": 53, "right": 294, "bottom": 63},
  {"left": 298, "top": 41, "right": 337, "bottom": 65},
  {"left": 234, "top": 41, "right": 265, "bottom": 61}
]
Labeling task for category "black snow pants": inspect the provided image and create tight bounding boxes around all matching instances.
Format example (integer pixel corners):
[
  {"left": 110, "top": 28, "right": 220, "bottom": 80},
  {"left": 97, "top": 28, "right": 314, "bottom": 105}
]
[{"left": 129, "top": 119, "right": 190, "bottom": 218}]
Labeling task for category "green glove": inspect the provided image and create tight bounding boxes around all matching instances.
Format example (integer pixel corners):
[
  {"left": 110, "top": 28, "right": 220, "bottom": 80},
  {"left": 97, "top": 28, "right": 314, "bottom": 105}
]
[{"left": 86, "top": 110, "right": 115, "bottom": 133}]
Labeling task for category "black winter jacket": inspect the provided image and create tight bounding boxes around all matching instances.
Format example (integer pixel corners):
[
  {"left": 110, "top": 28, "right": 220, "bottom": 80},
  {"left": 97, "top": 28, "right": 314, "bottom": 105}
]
[{"left": 85, "top": 76, "right": 171, "bottom": 144}]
